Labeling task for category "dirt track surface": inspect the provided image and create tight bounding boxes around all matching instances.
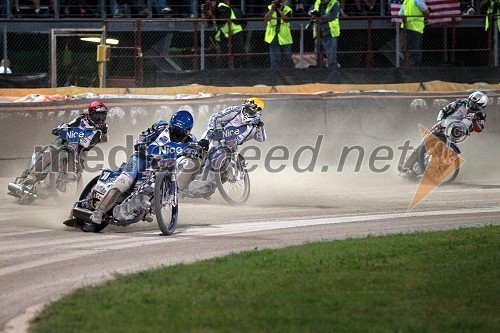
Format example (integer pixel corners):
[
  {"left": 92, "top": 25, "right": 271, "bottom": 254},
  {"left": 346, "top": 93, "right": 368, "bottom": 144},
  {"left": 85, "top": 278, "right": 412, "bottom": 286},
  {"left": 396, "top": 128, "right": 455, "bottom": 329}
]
[{"left": 1, "top": 168, "right": 500, "bottom": 333}]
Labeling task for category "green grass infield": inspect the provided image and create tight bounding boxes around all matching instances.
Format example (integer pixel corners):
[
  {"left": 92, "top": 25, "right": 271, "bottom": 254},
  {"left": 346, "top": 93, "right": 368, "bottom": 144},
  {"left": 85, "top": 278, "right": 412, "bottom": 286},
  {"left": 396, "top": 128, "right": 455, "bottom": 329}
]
[{"left": 31, "top": 225, "right": 500, "bottom": 333}]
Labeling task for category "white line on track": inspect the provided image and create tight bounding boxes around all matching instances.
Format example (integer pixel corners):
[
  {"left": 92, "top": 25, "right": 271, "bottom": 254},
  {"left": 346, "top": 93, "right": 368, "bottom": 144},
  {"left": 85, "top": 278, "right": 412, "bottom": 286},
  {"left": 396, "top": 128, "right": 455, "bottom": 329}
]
[
  {"left": 152, "top": 206, "right": 500, "bottom": 237},
  {"left": 1, "top": 207, "right": 499, "bottom": 278}
]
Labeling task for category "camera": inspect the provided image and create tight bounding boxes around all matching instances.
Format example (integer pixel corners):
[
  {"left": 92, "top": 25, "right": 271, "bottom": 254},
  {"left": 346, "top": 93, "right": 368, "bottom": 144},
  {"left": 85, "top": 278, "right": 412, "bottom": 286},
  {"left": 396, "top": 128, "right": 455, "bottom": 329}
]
[
  {"left": 201, "top": 0, "right": 212, "bottom": 11},
  {"left": 310, "top": 9, "right": 320, "bottom": 17}
]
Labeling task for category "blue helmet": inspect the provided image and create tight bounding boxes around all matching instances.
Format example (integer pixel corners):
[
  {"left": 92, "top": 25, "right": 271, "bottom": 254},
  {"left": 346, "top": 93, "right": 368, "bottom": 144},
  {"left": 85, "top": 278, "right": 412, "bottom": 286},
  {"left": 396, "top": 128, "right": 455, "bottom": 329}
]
[{"left": 169, "top": 110, "right": 194, "bottom": 142}]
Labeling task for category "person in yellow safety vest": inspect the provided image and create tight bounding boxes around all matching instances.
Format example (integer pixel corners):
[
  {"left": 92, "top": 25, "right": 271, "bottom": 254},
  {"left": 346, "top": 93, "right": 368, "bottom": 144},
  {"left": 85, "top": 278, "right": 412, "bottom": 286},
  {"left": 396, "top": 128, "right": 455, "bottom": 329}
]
[
  {"left": 309, "top": 0, "right": 341, "bottom": 69},
  {"left": 264, "top": 1, "right": 295, "bottom": 69},
  {"left": 398, "top": 0, "right": 431, "bottom": 67},
  {"left": 201, "top": 0, "right": 246, "bottom": 69},
  {"left": 481, "top": 0, "right": 500, "bottom": 31}
]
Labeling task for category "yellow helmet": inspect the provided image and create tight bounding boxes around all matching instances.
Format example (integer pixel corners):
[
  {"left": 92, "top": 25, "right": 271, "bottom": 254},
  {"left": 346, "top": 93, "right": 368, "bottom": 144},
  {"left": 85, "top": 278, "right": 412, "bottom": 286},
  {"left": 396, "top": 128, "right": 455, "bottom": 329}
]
[
  {"left": 245, "top": 97, "right": 264, "bottom": 112},
  {"left": 241, "top": 97, "right": 264, "bottom": 124}
]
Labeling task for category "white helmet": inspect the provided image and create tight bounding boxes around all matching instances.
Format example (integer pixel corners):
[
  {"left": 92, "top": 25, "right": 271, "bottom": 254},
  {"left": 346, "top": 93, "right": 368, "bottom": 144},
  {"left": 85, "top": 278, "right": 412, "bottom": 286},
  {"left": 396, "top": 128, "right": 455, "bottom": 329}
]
[{"left": 467, "top": 91, "right": 488, "bottom": 112}]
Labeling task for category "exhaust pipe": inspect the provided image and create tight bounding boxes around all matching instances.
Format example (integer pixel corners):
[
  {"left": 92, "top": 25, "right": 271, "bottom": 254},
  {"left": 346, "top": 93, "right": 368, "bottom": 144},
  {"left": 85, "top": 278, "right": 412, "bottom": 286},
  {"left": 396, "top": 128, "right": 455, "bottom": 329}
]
[
  {"left": 72, "top": 206, "right": 92, "bottom": 223},
  {"left": 8, "top": 183, "right": 37, "bottom": 199}
]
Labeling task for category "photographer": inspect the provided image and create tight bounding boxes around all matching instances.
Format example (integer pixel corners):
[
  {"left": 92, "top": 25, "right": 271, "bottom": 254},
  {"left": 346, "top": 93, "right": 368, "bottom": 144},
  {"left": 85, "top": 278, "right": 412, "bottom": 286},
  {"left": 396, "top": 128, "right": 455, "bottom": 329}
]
[
  {"left": 264, "top": 1, "right": 294, "bottom": 69},
  {"left": 201, "top": 0, "right": 246, "bottom": 69},
  {"left": 309, "top": 0, "right": 341, "bottom": 69}
]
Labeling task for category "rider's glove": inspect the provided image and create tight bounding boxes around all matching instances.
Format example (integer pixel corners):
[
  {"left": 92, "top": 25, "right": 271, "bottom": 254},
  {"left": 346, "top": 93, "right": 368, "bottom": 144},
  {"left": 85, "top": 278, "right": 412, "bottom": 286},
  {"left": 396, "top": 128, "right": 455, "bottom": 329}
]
[
  {"left": 475, "top": 111, "right": 486, "bottom": 121},
  {"left": 250, "top": 117, "right": 261, "bottom": 125},
  {"left": 256, "top": 120, "right": 264, "bottom": 127},
  {"left": 134, "top": 135, "right": 147, "bottom": 159},
  {"left": 198, "top": 139, "right": 210, "bottom": 151},
  {"left": 96, "top": 123, "right": 108, "bottom": 134},
  {"left": 205, "top": 130, "right": 214, "bottom": 140}
]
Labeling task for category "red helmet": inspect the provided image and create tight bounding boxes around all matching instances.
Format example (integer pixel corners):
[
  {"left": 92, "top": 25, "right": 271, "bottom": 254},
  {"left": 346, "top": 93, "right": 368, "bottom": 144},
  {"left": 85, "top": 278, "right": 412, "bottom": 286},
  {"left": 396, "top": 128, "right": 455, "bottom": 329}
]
[{"left": 86, "top": 100, "right": 108, "bottom": 125}]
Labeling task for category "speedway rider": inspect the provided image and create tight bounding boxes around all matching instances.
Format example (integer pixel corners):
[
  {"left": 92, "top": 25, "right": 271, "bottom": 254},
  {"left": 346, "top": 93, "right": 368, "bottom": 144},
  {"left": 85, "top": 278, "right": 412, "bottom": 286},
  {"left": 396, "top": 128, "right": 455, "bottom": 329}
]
[
  {"left": 399, "top": 91, "right": 488, "bottom": 173},
  {"left": 90, "top": 110, "right": 196, "bottom": 224},
  {"left": 21, "top": 100, "right": 109, "bottom": 187},
  {"left": 188, "top": 97, "right": 267, "bottom": 192}
]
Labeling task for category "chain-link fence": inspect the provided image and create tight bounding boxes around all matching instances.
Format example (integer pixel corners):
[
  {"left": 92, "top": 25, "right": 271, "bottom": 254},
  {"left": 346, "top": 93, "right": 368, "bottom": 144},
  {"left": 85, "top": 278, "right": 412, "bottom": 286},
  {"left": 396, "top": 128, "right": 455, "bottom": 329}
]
[{"left": 0, "top": 14, "right": 499, "bottom": 88}]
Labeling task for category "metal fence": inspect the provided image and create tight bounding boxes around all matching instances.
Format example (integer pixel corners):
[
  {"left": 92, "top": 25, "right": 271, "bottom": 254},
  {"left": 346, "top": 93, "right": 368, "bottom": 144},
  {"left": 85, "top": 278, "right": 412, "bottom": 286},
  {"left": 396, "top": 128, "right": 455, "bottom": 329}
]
[{"left": 0, "top": 14, "right": 499, "bottom": 88}]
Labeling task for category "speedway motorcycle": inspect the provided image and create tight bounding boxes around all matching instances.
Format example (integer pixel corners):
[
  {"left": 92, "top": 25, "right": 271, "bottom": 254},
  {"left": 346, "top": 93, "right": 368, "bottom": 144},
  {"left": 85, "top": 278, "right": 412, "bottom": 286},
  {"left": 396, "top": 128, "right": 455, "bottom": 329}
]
[
  {"left": 8, "top": 127, "right": 98, "bottom": 205},
  {"left": 403, "top": 114, "right": 473, "bottom": 184},
  {"left": 178, "top": 126, "right": 251, "bottom": 205},
  {"left": 64, "top": 141, "right": 181, "bottom": 235}
]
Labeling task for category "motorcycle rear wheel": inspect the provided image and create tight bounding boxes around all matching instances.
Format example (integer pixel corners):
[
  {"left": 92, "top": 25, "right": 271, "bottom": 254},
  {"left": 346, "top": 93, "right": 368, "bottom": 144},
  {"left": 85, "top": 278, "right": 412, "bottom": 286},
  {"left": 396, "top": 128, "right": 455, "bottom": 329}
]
[
  {"left": 75, "top": 176, "right": 109, "bottom": 233},
  {"left": 418, "top": 144, "right": 460, "bottom": 185},
  {"left": 215, "top": 154, "right": 250, "bottom": 205},
  {"left": 154, "top": 172, "right": 178, "bottom": 235}
]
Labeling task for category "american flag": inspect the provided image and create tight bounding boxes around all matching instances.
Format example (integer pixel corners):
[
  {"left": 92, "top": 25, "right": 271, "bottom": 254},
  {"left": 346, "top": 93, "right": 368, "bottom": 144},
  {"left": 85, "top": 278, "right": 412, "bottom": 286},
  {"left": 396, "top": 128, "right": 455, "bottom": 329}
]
[{"left": 390, "top": 0, "right": 462, "bottom": 27}]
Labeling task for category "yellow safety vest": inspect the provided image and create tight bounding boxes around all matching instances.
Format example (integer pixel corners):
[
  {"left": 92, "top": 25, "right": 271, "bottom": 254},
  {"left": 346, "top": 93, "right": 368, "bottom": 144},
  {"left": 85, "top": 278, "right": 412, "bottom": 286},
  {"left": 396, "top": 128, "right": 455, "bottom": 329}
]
[
  {"left": 400, "top": 0, "right": 425, "bottom": 34},
  {"left": 265, "top": 5, "right": 293, "bottom": 45},
  {"left": 215, "top": 3, "right": 243, "bottom": 42},
  {"left": 484, "top": 0, "right": 500, "bottom": 31},
  {"left": 312, "top": 0, "right": 340, "bottom": 38}
]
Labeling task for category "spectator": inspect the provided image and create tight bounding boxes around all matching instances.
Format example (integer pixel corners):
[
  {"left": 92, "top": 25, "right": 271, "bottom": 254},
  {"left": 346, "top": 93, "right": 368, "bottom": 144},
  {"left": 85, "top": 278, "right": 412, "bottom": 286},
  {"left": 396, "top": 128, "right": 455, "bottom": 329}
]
[
  {"left": 13, "top": 0, "right": 55, "bottom": 16},
  {"left": 294, "top": 0, "right": 308, "bottom": 15},
  {"left": 154, "top": 0, "right": 173, "bottom": 17},
  {"left": 264, "top": 0, "right": 295, "bottom": 69},
  {"left": 201, "top": 0, "right": 246, "bottom": 69},
  {"left": 399, "top": 0, "right": 430, "bottom": 67},
  {"left": 111, "top": 0, "right": 147, "bottom": 17},
  {"left": 481, "top": 0, "right": 500, "bottom": 31},
  {"left": 309, "top": 0, "right": 341, "bottom": 68},
  {"left": 0, "top": 59, "right": 11, "bottom": 74}
]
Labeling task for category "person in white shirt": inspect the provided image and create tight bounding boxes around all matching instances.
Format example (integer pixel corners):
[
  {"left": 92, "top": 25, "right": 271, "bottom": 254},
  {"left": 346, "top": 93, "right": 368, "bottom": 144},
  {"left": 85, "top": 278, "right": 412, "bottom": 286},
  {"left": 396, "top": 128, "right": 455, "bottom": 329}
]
[{"left": 0, "top": 59, "right": 12, "bottom": 74}]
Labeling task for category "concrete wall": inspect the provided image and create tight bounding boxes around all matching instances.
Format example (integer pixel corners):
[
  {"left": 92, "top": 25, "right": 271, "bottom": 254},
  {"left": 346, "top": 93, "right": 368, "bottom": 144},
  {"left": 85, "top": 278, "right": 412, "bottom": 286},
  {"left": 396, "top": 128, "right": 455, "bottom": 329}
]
[{"left": 1, "top": 91, "right": 499, "bottom": 177}]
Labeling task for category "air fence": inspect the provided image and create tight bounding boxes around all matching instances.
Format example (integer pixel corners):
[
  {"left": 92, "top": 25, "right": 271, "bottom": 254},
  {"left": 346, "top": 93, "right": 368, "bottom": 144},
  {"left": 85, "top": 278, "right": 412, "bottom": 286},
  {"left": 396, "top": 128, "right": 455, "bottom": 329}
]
[{"left": 0, "top": 14, "right": 499, "bottom": 88}]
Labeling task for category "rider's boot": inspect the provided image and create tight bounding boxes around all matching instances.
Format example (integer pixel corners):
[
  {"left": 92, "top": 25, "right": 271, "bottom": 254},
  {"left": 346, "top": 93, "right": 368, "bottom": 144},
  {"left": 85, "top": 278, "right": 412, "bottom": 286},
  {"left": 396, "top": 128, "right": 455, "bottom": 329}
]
[
  {"left": 400, "top": 147, "right": 420, "bottom": 173},
  {"left": 90, "top": 188, "right": 122, "bottom": 224},
  {"left": 189, "top": 170, "right": 214, "bottom": 192}
]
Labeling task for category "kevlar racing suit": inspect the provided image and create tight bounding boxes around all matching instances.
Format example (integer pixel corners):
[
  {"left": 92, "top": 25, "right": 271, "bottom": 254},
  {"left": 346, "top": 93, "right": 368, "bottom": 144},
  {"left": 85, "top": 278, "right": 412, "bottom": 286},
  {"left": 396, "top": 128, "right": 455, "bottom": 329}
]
[
  {"left": 90, "top": 120, "right": 196, "bottom": 224},
  {"left": 188, "top": 106, "right": 267, "bottom": 191},
  {"left": 24, "top": 114, "right": 108, "bottom": 185}
]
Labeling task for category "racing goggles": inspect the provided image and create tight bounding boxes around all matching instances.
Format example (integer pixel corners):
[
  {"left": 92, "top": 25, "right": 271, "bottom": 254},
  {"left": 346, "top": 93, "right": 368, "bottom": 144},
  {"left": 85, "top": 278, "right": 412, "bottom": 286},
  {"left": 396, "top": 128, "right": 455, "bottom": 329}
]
[
  {"left": 91, "top": 112, "right": 107, "bottom": 123},
  {"left": 169, "top": 126, "right": 189, "bottom": 142},
  {"left": 243, "top": 102, "right": 262, "bottom": 117}
]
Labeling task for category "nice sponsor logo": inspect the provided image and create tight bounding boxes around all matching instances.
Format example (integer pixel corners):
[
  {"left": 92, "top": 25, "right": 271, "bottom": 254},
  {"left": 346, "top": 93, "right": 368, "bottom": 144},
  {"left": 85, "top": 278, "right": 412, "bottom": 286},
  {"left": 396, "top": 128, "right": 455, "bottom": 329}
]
[{"left": 409, "top": 125, "right": 464, "bottom": 210}]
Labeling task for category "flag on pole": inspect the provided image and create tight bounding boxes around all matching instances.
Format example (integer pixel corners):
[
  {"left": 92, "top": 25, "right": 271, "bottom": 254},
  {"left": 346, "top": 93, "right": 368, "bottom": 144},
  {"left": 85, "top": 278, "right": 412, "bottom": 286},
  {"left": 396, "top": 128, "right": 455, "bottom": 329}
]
[
  {"left": 390, "top": 0, "right": 462, "bottom": 27},
  {"left": 428, "top": 0, "right": 462, "bottom": 26},
  {"left": 390, "top": 0, "right": 403, "bottom": 24}
]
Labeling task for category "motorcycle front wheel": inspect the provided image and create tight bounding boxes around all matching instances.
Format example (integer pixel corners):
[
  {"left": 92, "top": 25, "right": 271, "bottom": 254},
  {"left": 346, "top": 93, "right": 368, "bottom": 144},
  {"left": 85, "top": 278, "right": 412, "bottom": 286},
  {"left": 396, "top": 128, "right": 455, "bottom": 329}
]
[
  {"left": 215, "top": 153, "right": 250, "bottom": 205},
  {"left": 154, "top": 172, "right": 178, "bottom": 236},
  {"left": 54, "top": 155, "right": 83, "bottom": 199}
]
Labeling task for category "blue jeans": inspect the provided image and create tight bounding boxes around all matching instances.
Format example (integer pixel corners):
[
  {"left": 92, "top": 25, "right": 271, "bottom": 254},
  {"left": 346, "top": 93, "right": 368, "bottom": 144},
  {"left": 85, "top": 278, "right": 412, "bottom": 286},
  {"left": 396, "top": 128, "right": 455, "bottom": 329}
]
[
  {"left": 269, "top": 37, "right": 294, "bottom": 69},
  {"left": 315, "top": 35, "right": 338, "bottom": 68},
  {"left": 406, "top": 30, "right": 423, "bottom": 67}
]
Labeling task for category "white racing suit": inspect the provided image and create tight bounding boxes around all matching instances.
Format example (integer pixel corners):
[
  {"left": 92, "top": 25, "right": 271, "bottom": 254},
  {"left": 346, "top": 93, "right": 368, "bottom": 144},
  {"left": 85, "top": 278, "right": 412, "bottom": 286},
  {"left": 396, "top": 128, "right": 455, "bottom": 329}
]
[
  {"left": 186, "top": 106, "right": 267, "bottom": 191},
  {"left": 402, "top": 99, "right": 485, "bottom": 170}
]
